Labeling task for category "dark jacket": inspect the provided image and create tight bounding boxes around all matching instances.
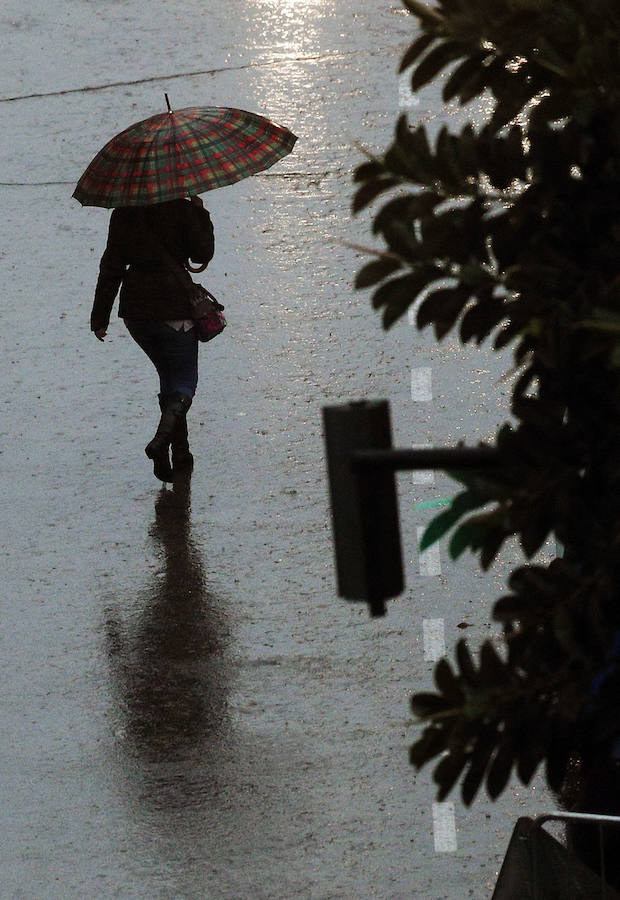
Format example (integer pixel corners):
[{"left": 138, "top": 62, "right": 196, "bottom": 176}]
[{"left": 90, "top": 198, "right": 215, "bottom": 332}]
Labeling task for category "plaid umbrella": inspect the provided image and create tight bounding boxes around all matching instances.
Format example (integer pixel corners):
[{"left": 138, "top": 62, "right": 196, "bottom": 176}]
[{"left": 73, "top": 101, "right": 297, "bottom": 208}]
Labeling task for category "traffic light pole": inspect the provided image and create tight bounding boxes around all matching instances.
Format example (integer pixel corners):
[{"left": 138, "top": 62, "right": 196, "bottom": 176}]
[{"left": 323, "top": 400, "right": 499, "bottom": 617}]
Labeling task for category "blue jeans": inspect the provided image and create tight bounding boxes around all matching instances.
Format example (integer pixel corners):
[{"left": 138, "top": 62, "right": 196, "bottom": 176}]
[{"left": 125, "top": 320, "right": 199, "bottom": 398}]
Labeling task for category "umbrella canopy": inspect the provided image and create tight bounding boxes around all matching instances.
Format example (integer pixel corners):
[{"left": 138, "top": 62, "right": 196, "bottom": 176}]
[{"left": 73, "top": 104, "right": 297, "bottom": 208}]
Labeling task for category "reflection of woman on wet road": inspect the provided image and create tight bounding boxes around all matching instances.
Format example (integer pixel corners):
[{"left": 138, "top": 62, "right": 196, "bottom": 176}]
[
  {"left": 90, "top": 196, "right": 214, "bottom": 482},
  {"left": 104, "top": 476, "right": 231, "bottom": 766}
]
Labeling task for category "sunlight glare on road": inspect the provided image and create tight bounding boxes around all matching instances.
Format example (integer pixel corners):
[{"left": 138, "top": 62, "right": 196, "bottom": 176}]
[{"left": 244, "top": 0, "right": 331, "bottom": 59}]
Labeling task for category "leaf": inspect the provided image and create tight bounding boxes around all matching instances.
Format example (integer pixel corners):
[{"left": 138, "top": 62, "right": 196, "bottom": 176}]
[
  {"left": 487, "top": 65, "right": 533, "bottom": 133},
  {"left": 436, "top": 126, "right": 463, "bottom": 184},
  {"left": 545, "top": 739, "right": 571, "bottom": 793},
  {"left": 434, "top": 751, "right": 468, "bottom": 801},
  {"left": 403, "top": 119, "right": 433, "bottom": 159},
  {"left": 456, "top": 639, "right": 478, "bottom": 687},
  {"left": 401, "top": 0, "right": 444, "bottom": 27},
  {"left": 493, "top": 595, "right": 532, "bottom": 623},
  {"left": 520, "top": 510, "right": 553, "bottom": 558},
  {"left": 371, "top": 268, "right": 442, "bottom": 327},
  {"left": 410, "top": 725, "right": 449, "bottom": 769},
  {"left": 434, "top": 657, "right": 462, "bottom": 702},
  {"left": 383, "top": 292, "right": 416, "bottom": 328},
  {"left": 384, "top": 119, "right": 438, "bottom": 184},
  {"left": 460, "top": 264, "right": 495, "bottom": 293},
  {"left": 459, "top": 297, "right": 505, "bottom": 344},
  {"left": 419, "top": 202, "right": 487, "bottom": 264},
  {"left": 449, "top": 516, "right": 495, "bottom": 561},
  {"left": 416, "top": 287, "right": 470, "bottom": 340},
  {"left": 419, "top": 505, "right": 463, "bottom": 551},
  {"left": 528, "top": 89, "right": 572, "bottom": 135},
  {"left": 411, "top": 691, "right": 454, "bottom": 718},
  {"left": 454, "top": 123, "right": 481, "bottom": 178},
  {"left": 353, "top": 160, "right": 384, "bottom": 183},
  {"left": 384, "top": 135, "right": 437, "bottom": 185},
  {"left": 355, "top": 257, "right": 402, "bottom": 289},
  {"left": 399, "top": 32, "right": 437, "bottom": 73},
  {"left": 410, "top": 41, "right": 465, "bottom": 93},
  {"left": 461, "top": 734, "right": 495, "bottom": 806},
  {"left": 480, "top": 527, "right": 507, "bottom": 570},
  {"left": 486, "top": 742, "right": 514, "bottom": 799},
  {"left": 372, "top": 267, "right": 441, "bottom": 323},
  {"left": 457, "top": 65, "right": 492, "bottom": 107},
  {"left": 372, "top": 192, "right": 442, "bottom": 236},
  {"left": 502, "top": 125, "right": 527, "bottom": 179},
  {"left": 352, "top": 177, "right": 401, "bottom": 214},
  {"left": 419, "top": 488, "right": 486, "bottom": 551},
  {"left": 515, "top": 738, "right": 544, "bottom": 785},
  {"left": 493, "top": 321, "right": 521, "bottom": 350},
  {"left": 442, "top": 53, "right": 490, "bottom": 105},
  {"left": 372, "top": 271, "right": 418, "bottom": 310},
  {"left": 512, "top": 365, "right": 537, "bottom": 400},
  {"left": 479, "top": 641, "right": 506, "bottom": 684},
  {"left": 381, "top": 219, "right": 422, "bottom": 260},
  {"left": 507, "top": 564, "right": 557, "bottom": 597}
]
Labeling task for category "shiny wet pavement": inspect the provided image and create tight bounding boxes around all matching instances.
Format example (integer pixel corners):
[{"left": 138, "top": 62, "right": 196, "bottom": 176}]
[{"left": 0, "top": 1, "right": 548, "bottom": 897}]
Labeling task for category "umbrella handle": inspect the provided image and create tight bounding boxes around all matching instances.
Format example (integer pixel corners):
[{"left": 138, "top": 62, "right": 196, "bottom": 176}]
[{"left": 186, "top": 261, "right": 208, "bottom": 273}]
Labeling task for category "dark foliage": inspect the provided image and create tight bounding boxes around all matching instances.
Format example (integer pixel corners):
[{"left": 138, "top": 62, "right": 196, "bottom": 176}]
[{"left": 354, "top": 0, "right": 620, "bottom": 806}]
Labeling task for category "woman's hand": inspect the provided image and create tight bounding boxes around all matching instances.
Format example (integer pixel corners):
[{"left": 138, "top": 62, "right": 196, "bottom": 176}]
[
  {"left": 94, "top": 328, "right": 107, "bottom": 341},
  {"left": 189, "top": 194, "right": 204, "bottom": 208}
]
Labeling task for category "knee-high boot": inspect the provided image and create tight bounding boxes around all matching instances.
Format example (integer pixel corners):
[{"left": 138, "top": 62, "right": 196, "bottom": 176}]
[
  {"left": 146, "top": 392, "right": 192, "bottom": 482},
  {"left": 158, "top": 393, "right": 194, "bottom": 472}
]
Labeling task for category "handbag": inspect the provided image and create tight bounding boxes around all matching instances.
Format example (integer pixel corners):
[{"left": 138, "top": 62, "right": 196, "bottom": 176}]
[
  {"left": 141, "top": 212, "right": 227, "bottom": 342},
  {"left": 186, "top": 283, "right": 227, "bottom": 342}
]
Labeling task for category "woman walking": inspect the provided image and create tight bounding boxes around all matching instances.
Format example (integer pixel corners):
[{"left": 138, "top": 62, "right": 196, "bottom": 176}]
[
  {"left": 90, "top": 195, "right": 214, "bottom": 482},
  {"left": 77, "top": 100, "right": 295, "bottom": 481}
]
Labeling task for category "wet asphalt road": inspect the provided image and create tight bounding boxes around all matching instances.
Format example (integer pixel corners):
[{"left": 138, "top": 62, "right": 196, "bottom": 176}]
[{"left": 1, "top": 1, "right": 550, "bottom": 897}]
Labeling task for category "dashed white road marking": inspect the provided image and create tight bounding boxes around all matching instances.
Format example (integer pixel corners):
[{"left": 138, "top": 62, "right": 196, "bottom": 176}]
[
  {"left": 417, "top": 526, "right": 442, "bottom": 576},
  {"left": 399, "top": 73, "right": 420, "bottom": 110},
  {"left": 409, "top": 363, "right": 458, "bottom": 857},
  {"left": 411, "top": 367, "right": 433, "bottom": 402},
  {"left": 433, "top": 802, "right": 458, "bottom": 852},
  {"left": 411, "top": 443, "right": 435, "bottom": 485},
  {"left": 423, "top": 618, "right": 446, "bottom": 662}
]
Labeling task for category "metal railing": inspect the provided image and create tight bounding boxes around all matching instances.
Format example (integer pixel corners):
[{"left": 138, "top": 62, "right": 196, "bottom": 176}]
[
  {"left": 532, "top": 813, "right": 620, "bottom": 899},
  {"left": 492, "top": 812, "right": 620, "bottom": 899}
]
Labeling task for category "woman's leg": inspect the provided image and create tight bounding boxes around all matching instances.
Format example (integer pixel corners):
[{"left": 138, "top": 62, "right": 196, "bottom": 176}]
[
  {"left": 125, "top": 320, "right": 171, "bottom": 393},
  {"left": 161, "top": 325, "right": 199, "bottom": 399},
  {"left": 155, "top": 326, "right": 198, "bottom": 471},
  {"left": 158, "top": 391, "right": 193, "bottom": 471},
  {"left": 125, "top": 321, "right": 199, "bottom": 481}
]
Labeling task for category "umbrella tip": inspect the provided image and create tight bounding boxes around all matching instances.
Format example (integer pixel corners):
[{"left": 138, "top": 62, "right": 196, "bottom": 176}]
[{"left": 165, "top": 92, "right": 172, "bottom": 113}]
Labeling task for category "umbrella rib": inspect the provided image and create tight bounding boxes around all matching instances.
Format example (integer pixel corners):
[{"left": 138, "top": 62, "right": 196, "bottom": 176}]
[
  {"left": 169, "top": 111, "right": 200, "bottom": 198},
  {"left": 172, "top": 110, "right": 228, "bottom": 196},
  {"left": 134, "top": 122, "right": 166, "bottom": 203},
  {"left": 116, "top": 115, "right": 174, "bottom": 205}
]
